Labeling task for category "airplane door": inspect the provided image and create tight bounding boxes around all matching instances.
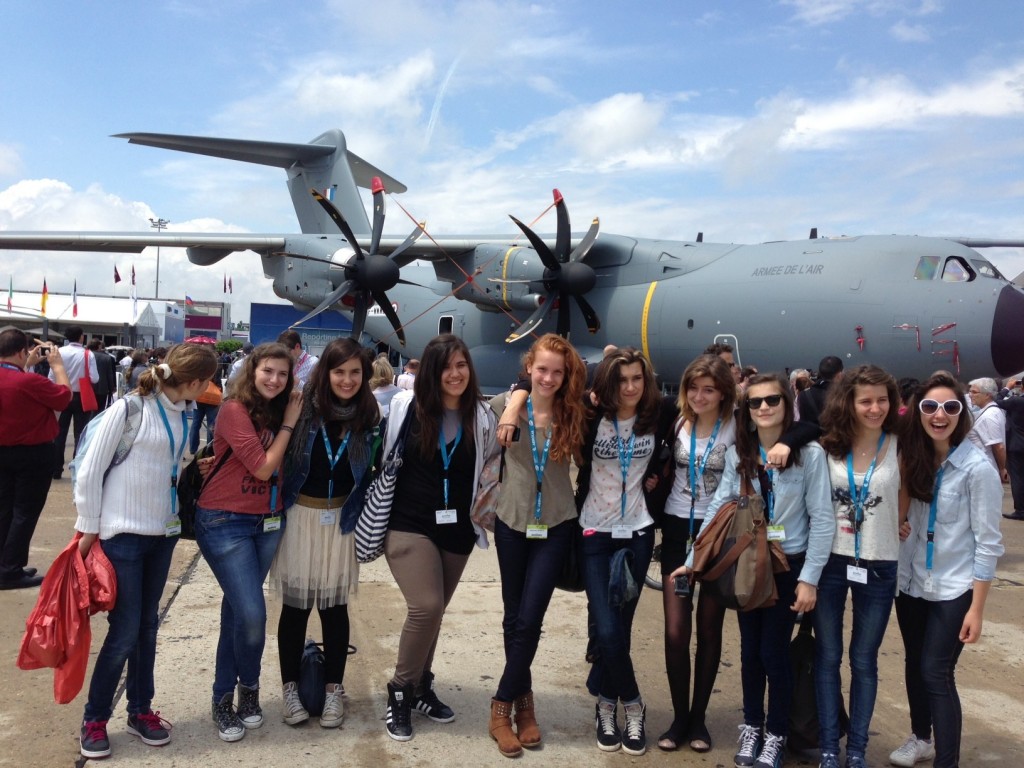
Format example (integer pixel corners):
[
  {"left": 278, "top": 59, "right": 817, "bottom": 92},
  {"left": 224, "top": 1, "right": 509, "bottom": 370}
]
[
  {"left": 438, "top": 313, "right": 464, "bottom": 338},
  {"left": 714, "top": 333, "right": 743, "bottom": 368}
]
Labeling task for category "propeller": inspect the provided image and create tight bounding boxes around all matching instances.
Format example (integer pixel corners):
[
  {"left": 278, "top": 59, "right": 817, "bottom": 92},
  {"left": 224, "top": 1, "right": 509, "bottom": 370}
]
[
  {"left": 291, "top": 178, "right": 423, "bottom": 345},
  {"left": 506, "top": 189, "right": 600, "bottom": 342}
]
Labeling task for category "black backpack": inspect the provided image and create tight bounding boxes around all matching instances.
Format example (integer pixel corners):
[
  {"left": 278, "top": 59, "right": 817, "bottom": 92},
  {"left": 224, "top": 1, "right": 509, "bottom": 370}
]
[{"left": 176, "top": 444, "right": 232, "bottom": 540}]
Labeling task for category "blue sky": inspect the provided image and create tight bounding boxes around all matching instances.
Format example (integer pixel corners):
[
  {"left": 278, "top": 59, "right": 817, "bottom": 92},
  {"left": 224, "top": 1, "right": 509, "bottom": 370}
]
[{"left": 2, "top": 0, "right": 1023, "bottom": 321}]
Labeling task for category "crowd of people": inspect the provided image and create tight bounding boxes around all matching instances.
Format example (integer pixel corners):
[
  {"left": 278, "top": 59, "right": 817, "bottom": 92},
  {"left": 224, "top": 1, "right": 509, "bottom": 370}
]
[{"left": 0, "top": 325, "right": 1011, "bottom": 767}]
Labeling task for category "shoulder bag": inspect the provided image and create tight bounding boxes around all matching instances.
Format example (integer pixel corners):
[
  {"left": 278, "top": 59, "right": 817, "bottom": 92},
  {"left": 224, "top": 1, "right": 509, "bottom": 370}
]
[{"left": 355, "top": 409, "right": 414, "bottom": 563}]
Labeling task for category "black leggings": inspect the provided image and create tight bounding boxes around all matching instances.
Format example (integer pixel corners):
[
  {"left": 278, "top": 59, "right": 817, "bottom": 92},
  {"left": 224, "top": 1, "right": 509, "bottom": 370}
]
[{"left": 278, "top": 602, "right": 350, "bottom": 684}]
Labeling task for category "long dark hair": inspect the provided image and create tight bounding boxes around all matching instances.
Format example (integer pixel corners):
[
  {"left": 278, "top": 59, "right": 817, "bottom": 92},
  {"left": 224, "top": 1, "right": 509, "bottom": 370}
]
[
  {"left": 414, "top": 334, "right": 482, "bottom": 460},
  {"left": 820, "top": 364, "right": 900, "bottom": 458},
  {"left": 305, "top": 338, "right": 379, "bottom": 436},
  {"left": 588, "top": 347, "right": 660, "bottom": 434},
  {"left": 735, "top": 372, "right": 795, "bottom": 478},
  {"left": 224, "top": 342, "right": 294, "bottom": 432},
  {"left": 900, "top": 371, "right": 970, "bottom": 502}
]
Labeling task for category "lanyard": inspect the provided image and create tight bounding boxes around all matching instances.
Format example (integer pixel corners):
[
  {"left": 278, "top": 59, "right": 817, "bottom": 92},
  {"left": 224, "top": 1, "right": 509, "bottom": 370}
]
[
  {"left": 757, "top": 446, "right": 776, "bottom": 523},
  {"left": 846, "top": 432, "right": 887, "bottom": 564},
  {"left": 155, "top": 397, "right": 188, "bottom": 517},
  {"left": 320, "top": 425, "right": 351, "bottom": 508},
  {"left": 526, "top": 396, "right": 552, "bottom": 522},
  {"left": 688, "top": 417, "right": 722, "bottom": 541},
  {"left": 613, "top": 417, "right": 636, "bottom": 519},
  {"left": 438, "top": 420, "right": 463, "bottom": 508},
  {"left": 0, "top": 362, "right": 24, "bottom": 373},
  {"left": 926, "top": 450, "right": 952, "bottom": 573}
]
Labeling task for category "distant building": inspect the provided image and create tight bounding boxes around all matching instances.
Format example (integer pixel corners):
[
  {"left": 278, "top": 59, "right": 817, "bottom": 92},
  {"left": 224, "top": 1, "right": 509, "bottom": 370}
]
[{"left": 2, "top": 289, "right": 161, "bottom": 347}]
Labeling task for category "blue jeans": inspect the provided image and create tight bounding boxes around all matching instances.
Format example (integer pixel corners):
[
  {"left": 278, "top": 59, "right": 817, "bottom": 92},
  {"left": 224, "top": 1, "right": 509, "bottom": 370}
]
[
  {"left": 493, "top": 517, "right": 574, "bottom": 701},
  {"left": 813, "top": 554, "right": 896, "bottom": 757},
  {"left": 84, "top": 533, "right": 178, "bottom": 722},
  {"left": 195, "top": 506, "right": 283, "bottom": 702},
  {"left": 582, "top": 527, "right": 654, "bottom": 701},
  {"left": 737, "top": 555, "right": 802, "bottom": 736},
  {"left": 188, "top": 403, "right": 219, "bottom": 454}
]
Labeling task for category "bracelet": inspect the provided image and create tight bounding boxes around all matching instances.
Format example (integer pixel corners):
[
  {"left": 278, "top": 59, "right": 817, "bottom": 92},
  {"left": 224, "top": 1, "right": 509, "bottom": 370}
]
[{"left": 280, "top": 425, "right": 294, "bottom": 433}]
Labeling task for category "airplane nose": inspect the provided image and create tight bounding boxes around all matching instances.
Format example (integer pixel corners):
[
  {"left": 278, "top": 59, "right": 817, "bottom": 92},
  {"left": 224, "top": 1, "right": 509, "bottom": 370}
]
[{"left": 991, "top": 284, "right": 1024, "bottom": 376}]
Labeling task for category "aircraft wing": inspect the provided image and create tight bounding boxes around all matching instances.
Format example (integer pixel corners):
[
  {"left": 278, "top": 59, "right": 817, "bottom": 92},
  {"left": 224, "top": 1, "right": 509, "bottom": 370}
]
[{"left": 0, "top": 232, "right": 287, "bottom": 253}]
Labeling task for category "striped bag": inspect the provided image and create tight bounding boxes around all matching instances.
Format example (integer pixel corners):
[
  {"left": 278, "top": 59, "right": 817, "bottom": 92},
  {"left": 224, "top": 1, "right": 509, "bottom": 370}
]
[{"left": 354, "top": 410, "right": 413, "bottom": 563}]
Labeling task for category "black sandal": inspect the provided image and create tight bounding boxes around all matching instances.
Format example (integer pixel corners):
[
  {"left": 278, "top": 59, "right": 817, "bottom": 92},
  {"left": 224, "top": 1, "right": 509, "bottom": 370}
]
[{"left": 688, "top": 721, "right": 712, "bottom": 753}]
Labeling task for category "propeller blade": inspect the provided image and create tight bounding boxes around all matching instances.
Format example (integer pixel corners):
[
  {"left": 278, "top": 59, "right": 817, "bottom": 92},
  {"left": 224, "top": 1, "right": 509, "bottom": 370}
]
[
  {"left": 569, "top": 217, "right": 600, "bottom": 262},
  {"left": 312, "top": 189, "right": 365, "bottom": 260},
  {"left": 556, "top": 294, "right": 571, "bottom": 338},
  {"left": 291, "top": 279, "right": 356, "bottom": 327},
  {"left": 372, "top": 290, "right": 406, "bottom": 346},
  {"left": 350, "top": 291, "right": 369, "bottom": 339},
  {"left": 506, "top": 299, "right": 555, "bottom": 343},
  {"left": 574, "top": 294, "right": 601, "bottom": 334},
  {"left": 510, "top": 215, "right": 560, "bottom": 272},
  {"left": 389, "top": 222, "right": 426, "bottom": 267},
  {"left": 370, "top": 177, "right": 385, "bottom": 256},
  {"left": 553, "top": 189, "right": 570, "bottom": 262}
]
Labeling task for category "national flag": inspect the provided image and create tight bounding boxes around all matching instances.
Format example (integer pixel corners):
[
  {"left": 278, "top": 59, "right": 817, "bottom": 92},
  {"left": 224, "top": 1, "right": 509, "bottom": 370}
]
[
  {"left": 41, "top": 278, "right": 48, "bottom": 317},
  {"left": 6, "top": 275, "right": 12, "bottom": 313},
  {"left": 114, "top": 266, "right": 122, "bottom": 284},
  {"left": 223, "top": 274, "right": 227, "bottom": 294},
  {"left": 185, "top": 295, "right": 195, "bottom": 306},
  {"left": 72, "top": 280, "right": 78, "bottom": 318},
  {"left": 228, "top": 277, "right": 233, "bottom": 294}
]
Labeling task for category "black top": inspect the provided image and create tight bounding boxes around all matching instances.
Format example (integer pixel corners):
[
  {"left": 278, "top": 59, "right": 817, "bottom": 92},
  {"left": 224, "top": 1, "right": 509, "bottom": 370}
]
[
  {"left": 796, "top": 380, "right": 831, "bottom": 426},
  {"left": 300, "top": 423, "right": 356, "bottom": 500}
]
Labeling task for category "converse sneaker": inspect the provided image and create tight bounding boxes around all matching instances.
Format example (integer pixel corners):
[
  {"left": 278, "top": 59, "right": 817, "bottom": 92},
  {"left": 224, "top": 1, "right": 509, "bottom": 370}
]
[
  {"left": 819, "top": 752, "right": 841, "bottom": 768},
  {"left": 622, "top": 699, "right": 647, "bottom": 756},
  {"left": 385, "top": 682, "right": 413, "bottom": 741},
  {"left": 126, "top": 711, "right": 171, "bottom": 746},
  {"left": 80, "top": 720, "right": 111, "bottom": 759},
  {"left": 595, "top": 699, "right": 621, "bottom": 752},
  {"left": 889, "top": 735, "right": 936, "bottom": 767},
  {"left": 282, "top": 681, "right": 309, "bottom": 726},
  {"left": 753, "top": 731, "right": 786, "bottom": 768},
  {"left": 846, "top": 755, "right": 867, "bottom": 768},
  {"left": 320, "top": 683, "right": 344, "bottom": 728},
  {"left": 236, "top": 683, "right": 263, "bottom": 729},
  {"left": 735, "top": 724, "right": 762, "bottom": 768},
  {"left": 411, "top": 672, "right": 455, "bottom": 723},
  {"left": 212, "top": 692, "right": 245, "bottom": 743}
]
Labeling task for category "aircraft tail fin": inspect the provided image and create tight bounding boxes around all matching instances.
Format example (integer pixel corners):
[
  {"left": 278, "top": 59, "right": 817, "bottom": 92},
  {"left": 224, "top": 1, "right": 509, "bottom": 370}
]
[{"left": 114, "top": 130, "right": 406, "bottom": 236}]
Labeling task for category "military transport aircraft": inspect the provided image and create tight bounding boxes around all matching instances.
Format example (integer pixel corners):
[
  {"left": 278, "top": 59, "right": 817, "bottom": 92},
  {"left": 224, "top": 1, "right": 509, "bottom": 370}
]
[{"left": 2, "top": 129, "right": 1024, "bottom": 390}]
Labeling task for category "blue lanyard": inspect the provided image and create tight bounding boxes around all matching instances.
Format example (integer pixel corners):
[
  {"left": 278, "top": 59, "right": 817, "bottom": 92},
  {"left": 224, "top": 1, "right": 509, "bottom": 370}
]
[
  {"left": 0, "top": 362, "right": 23, "bottom": 372},
  {"left": 757, "top": 446, "right": 776, "bottom": 523},
  {"left": 613, "top": 417, "right": 636, "bottom": 520},
  {"left": 926, "top": 450, "right": 952, "bottom": 573},
  {"left": 846, "top": 432, "right": 887, "bottom": 564},
  {"left": 688, "top": 417, "right": 722, "bottom": 541},
  {"left": 438, "top": 420, "right": 463, "bottom": 508},
  {"left": 155, "top": 398, "right": 188, "bottom": 517},
  {"left": 320, "top": 425, "right": 351, "bottom": 508},
  {"left": 526, "top": 396, "right": 552, "bottom": 522}
]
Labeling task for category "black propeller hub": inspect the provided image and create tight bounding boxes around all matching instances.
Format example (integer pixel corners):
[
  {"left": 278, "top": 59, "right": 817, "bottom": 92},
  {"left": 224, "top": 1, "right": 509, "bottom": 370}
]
[
  {"left": 556, "top": 260, "right": 596, "bottom": 296},
  {"left": 352, "top": 253, "right": 400, "bottom": 293}
]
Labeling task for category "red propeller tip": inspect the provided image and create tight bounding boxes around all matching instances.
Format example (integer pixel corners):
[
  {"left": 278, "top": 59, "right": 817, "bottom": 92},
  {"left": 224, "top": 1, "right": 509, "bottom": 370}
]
[
  {"left": 552, "top": 189, "right": 563, "bottom": 204},
  {"left": 372, "top": 177, "right": 385, "bottom": 194}
]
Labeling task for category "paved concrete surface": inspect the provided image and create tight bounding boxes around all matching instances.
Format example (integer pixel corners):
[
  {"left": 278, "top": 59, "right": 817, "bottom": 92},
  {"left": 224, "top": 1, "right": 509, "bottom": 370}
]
[{"left": 2, "top": 463, "right": 1022, "bottom": 767}]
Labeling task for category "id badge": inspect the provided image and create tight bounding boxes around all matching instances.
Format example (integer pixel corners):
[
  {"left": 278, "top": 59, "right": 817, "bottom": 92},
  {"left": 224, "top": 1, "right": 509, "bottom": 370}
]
[
  {"left": 767, "top": 524, "right": 786, "bottom": 542},
  {"left": 435, "top": 508, "right": 457, "bottom": 525},
  {"left": 611, "top": 524, "right": 632, "bottom": 539},
  {"left": 847, "top": 565, "right": 868, "bottom": 584},
  {"left": 264, "top": 515, "right": 282, "bottom": 532},
  {"left": 320, "top": 510, "right": 337, "bottom": 526},
  {"left": 165, "top": 516, "right": 182, "bottom": 538},
  {"left": 923, "top": 573, "right": 935, "bottom": 593},
  {"left": 526, "top": 524, "right": 549, "bottom": 540}
]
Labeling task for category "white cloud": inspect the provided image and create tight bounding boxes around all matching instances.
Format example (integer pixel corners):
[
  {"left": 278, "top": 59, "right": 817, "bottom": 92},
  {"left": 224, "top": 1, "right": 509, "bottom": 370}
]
[
  {"left": 782, "top": 0, "right": 943, "bottom": 25},
  {"left": 890, "top": 20, "right": 931, "bottom": 41}
]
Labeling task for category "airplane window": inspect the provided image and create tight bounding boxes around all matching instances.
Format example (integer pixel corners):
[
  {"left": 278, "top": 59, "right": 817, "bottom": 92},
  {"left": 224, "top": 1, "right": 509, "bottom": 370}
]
[
  {"left": 970, "top": 259, "right": 1003, "bottom": 279},
  {"left": 941, "top": 257, "right": 974, "bottom": 283},
  {"left": 438, "top": 315, "right": 454, "bottom": 334},
  {"left": 914, "top": 256, "right": 939, "bottom": 280}
]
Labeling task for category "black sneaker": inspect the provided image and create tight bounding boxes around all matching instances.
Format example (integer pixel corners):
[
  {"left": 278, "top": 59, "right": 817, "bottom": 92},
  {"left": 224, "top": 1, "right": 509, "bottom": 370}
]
[
  {"left": 412, "top": 672, "right": 455, "bottom": 723},
  {"left": 127, "top": 711, "right": 171, "bottom": 746},
  {"left": 595, "top": 699, "right": 621, "bottom": 752},
  {"left": 212, "top": 693, "right": 245, "bottom": 743},
  {"left": 236, "top": 684, "right": 263, "bottom": 729},
  {"left": 80, "top": 720, "right": 111, "bottom": 759},
  {"left": 622, "top": 700, "right": 647, "bottom": 756},
  {"left": 735, "top": 724, "right": 762, "bottom": 768},
  {"left": 385, "top": 682, "right": 413, "bottom": 741}
]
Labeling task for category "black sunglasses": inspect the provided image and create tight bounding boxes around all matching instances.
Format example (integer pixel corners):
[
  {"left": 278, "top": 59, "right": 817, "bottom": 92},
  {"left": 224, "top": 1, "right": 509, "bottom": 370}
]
[
  {"left": 747, "top": 394, "right": 783, "bottom": 409},
  {"left": 919, "top": 399, "right": 963, "bottom": 416}
]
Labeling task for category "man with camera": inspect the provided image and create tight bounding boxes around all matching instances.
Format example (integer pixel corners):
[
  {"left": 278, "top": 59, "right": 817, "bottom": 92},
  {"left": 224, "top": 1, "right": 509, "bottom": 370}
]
[
  {"left": 0, "top": 327, "right": 72, "bottom": 589},
  {"left": 49, "top": 326, "right": 99, "bottom": 480}
]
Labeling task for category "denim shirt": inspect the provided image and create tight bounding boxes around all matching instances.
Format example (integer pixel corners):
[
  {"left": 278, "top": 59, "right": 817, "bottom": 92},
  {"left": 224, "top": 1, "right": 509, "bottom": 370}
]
[
  {"left": 281, "top": 416, "right": 376, "bottom": 534},
  {"left": 899, "top": 440, "right": 1004, "bottom": 601},
  {"left": 687, "top": 442, "right": 835, "bottom": 587}
]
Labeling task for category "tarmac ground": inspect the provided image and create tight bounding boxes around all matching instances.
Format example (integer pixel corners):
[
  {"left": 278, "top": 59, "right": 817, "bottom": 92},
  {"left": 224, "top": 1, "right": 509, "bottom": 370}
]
[{"left": 2, "top": 442, "right": 1022, "bottom": 767}]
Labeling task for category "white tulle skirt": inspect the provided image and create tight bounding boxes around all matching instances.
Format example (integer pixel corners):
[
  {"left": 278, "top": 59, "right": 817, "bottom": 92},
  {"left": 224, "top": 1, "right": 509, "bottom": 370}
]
[{"left": 270, "top": 500, "right": 359, "bottom": 609}]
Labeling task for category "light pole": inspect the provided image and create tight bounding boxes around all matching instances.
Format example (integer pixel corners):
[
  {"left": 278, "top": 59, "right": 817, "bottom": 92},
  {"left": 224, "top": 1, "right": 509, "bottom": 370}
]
[{"left": 149, "top": 217, "right": 169, "bottom": 298}]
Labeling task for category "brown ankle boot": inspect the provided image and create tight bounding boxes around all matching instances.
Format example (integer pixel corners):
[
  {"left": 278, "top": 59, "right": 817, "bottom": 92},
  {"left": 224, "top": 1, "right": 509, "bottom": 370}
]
[
  {"left": 513, "top": 691, "right": 541, "bottom": 748},
  {"left": 489, "top": 698, "right": 523, "bottom": 758}
]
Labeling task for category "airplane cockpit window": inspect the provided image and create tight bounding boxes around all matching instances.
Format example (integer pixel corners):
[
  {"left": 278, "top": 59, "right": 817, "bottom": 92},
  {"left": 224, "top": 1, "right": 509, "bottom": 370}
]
[
  {"left": 941, "top": 256, "right": 974, "bottom": 283},
  {"left": 970, "top": 259, "right": 1003, "bottom": 279},
  {"left": 914, "top": 255, "right": 939, "bottom": 280}
]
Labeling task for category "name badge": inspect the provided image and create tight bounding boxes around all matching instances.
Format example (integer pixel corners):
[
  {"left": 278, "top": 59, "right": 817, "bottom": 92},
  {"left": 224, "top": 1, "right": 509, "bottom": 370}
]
[
  {"left": 611, "top": 524, "right": 632, "bottom": 539},
  {"left": 165, "top": 516, "right": 182, "bottom": 538},
  {"left": 847, "top": 565, "right": 868, "bottom": 584},
  {"left": 526, "top": 524, "right": 548, "bottom": 540},
  {"left": 767, "top": 525, "right": 786, "bottom": 542},
  {"left": 435, "top": 508, "right": 457, "bottom": 525},
  {"left": 923, "top": 574, "right": 935, "bottom": 593},
  {"left": 320, "top": 510, "right": 337, "bottom": 526},
  {"left": 264, "top": 516, "right": 282, "bottom": 532}
]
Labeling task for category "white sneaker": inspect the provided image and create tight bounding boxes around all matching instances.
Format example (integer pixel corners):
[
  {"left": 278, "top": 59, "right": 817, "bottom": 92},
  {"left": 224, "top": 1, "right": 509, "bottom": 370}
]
[
  {"left": 320, "top": 683, "right": 344, "bottom": 728},
  {"left": 889, "top": 735, "right": 935, "bottom": 767},
  {"left": 282, "top": 682, "right": 309, "bottom": 726}
]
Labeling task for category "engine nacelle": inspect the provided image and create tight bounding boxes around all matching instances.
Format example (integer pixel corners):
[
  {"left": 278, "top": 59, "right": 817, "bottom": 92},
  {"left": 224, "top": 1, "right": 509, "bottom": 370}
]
[{"left": 443, "top": 244, "right": 549, "bottom": 311}]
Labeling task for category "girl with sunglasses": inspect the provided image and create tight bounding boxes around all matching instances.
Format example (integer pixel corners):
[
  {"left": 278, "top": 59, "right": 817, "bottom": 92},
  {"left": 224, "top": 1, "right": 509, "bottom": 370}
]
[
  {"left": 814, "top": 365, "right": 902, "bottom": 768},
  {"left": 891, "top": 372, "right": 1003, "bottom": 768},
  {"left": 670, "top": 373, "right": 834, "bottom": 768}
]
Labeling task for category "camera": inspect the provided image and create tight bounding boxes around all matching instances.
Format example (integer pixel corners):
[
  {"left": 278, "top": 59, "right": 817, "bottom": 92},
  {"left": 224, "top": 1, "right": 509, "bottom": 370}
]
[
  {"left": 38, "top": 345, "right": 50, "bottom": 357},
  {"left": 511, "top": 426, "right": 521, "bottom": 442},
  {"left": 673, "top": 574, "right": 691, "bottom": 597}
]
